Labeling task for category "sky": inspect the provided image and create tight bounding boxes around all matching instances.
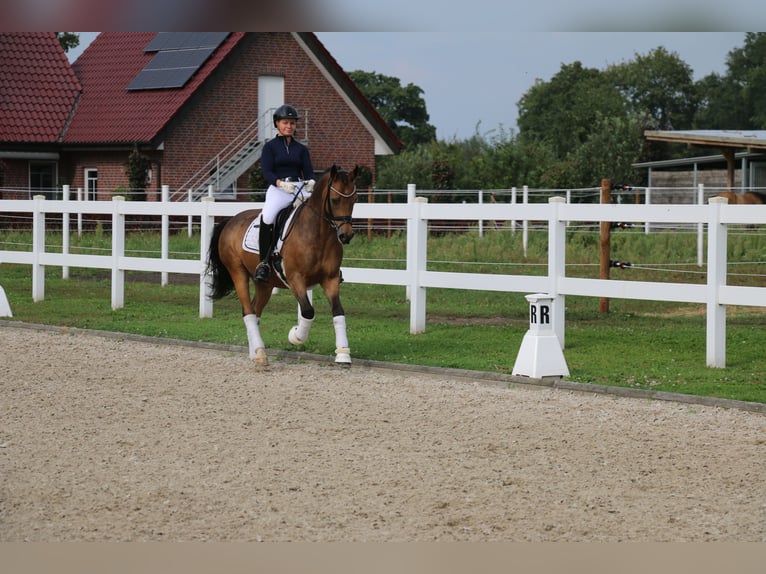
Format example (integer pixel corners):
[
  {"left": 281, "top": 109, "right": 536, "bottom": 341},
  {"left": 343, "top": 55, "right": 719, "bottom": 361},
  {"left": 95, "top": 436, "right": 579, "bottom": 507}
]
[{"left": 67, "top": 31, "right": 748, "bottom": 141}]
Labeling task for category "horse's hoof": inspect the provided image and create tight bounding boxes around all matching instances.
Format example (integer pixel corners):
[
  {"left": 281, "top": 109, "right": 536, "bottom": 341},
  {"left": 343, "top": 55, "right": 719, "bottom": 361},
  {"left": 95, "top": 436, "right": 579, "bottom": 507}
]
[
  {"left": 288, "top": 326, "right": 304, "bottom": 346},
  {"left": 335, "top": 347, "right": 351, "bottom": 365},
  {"left": 254, "top": 348, "right": 269, "bottom": 366}
]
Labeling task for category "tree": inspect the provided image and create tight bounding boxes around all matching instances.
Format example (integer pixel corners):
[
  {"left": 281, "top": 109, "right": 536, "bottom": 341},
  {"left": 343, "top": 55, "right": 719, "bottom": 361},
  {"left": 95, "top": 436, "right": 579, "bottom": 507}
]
[
  {"left": 517, "top": 61, "right": 627, "bottom": 160},
  {"left": 55, "top": 32, "right": 79, "bottom": 53},
  {"left": 696, "top": 33, "right": 766, "bottom": 129},
  {"left": 126, "top": 148, "right": 151, "bottom": 201},
  {"left": 607, "top": 47, "right": 697, "bottom": 131},
  {"left": 348, "top": 70, "right": 436, "bottom": 148}
]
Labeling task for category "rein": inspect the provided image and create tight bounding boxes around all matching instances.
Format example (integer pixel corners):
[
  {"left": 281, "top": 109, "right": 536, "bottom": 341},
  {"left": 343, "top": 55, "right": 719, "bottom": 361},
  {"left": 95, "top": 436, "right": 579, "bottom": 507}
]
[{"left": 283, "top": 171, "right": 357, "bottom": 243}]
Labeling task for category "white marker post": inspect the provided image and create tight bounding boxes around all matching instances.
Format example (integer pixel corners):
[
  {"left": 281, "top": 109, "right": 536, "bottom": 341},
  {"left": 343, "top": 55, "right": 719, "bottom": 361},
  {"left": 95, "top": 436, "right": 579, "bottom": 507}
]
[
  {"left": 512, "top": 293, "right": 569, "bottom": 380},
  {"left": 0, "top": 285, "right": 12, "bottom": 317}
]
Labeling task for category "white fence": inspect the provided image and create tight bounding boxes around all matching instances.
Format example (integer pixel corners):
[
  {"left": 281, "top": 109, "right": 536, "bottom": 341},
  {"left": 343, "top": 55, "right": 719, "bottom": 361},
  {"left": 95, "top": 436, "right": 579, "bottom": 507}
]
[{"left": 1, "top": 187, "right": 765, "bottom": 369}]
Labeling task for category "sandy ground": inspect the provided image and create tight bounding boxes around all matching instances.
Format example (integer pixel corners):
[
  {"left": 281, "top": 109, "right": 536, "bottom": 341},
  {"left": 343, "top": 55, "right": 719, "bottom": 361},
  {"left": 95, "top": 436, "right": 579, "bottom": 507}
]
[{"left": 1, "top": 324, "right": 764, "bottom": 542}]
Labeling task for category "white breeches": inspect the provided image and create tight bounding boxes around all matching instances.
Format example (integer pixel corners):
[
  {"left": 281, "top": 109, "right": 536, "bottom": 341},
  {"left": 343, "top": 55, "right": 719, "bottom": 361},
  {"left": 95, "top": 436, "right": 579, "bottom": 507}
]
[{"left": 261, "top": 183, "right": 311, "bottom": 225}]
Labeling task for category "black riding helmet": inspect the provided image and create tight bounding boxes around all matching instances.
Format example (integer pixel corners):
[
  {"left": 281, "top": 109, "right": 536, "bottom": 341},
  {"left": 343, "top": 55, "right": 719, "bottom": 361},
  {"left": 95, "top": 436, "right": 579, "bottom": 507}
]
[{"left": 273, "top": 104, "right": 300, "bottom": 127}]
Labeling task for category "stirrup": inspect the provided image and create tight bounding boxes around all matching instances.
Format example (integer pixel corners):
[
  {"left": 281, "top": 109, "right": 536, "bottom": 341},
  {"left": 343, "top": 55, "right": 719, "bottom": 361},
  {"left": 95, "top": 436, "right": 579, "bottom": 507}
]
[{"left": 254, "top": 262, "right": 271, "bottom": 282}]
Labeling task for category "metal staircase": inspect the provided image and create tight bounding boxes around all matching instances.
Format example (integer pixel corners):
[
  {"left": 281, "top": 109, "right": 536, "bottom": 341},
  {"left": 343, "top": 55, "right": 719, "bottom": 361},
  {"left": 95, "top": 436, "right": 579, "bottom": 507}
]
[
  {"left": 171, "top": 108, "right": 309, "bottom": 202},
  {"left": 171, "top": 116, "right": 264, "bottom": 202}
]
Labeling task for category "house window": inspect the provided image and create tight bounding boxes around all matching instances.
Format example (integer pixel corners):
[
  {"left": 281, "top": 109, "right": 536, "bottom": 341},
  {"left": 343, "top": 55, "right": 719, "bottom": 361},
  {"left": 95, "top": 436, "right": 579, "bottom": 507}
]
[
  {"left": 29, "top": 161, "right": 57, "bottom": 199},
  {"left": 85, "top": 168, "right": 98, "bottom": 201}
]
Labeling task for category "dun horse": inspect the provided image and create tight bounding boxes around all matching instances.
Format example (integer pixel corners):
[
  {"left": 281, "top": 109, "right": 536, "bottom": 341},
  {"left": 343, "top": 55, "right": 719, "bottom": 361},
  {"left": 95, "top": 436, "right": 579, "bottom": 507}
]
[
  {"left": 716, "top": 190, "right": 766, "bottom": 205},
  {"left": 207, "top": 164, "right": 359, "bottom": 366}
]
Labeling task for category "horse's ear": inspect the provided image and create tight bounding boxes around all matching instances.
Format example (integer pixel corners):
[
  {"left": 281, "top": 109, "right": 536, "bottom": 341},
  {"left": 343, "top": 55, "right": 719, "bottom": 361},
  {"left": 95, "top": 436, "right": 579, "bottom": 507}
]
[{"left": 330, "top": 164, "right": 338, "bottom": 177}]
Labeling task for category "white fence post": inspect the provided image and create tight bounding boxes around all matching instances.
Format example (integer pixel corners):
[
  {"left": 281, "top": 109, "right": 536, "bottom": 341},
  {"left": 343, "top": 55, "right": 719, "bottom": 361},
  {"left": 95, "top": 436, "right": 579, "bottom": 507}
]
[
  {"left": 111, "top": 196, "right": 126, "bottom": 310},
  {"left": 548, "top": 196, "right": 567, "bottom": 348},
  {"left": 76, "top": 187, "right": 83, "bottom": 236},
  {"left": 511, "top": 186, "right": 517, "bottom": 233},
  {"left": 408, "top": 196, "right": 428, "bottom": 334},
  {"left": 706, "top": 197, "right": 727, "bottom": 368},
  {"left": 32, "top": 195, "right": 46, "bottom": 302},
  {"left": 405, "top": 183, "right": 416, "bottom": 302},
  {"left": 187, "top": 189, "right": 193, "bottom": 237},
  {"left": 478, "top": 190, "right": 484, "bottom": 238},
  {"left": 522, "top": 185, "right": 529, "bottom": 257},
  {"left": 644, "top": 186, "right": 652, "bottom": 235},
  {"left": 199, "top": 197, "right": 215, "bottom": 318},
  {"left": 161, "top": 184, "right": 169, "bottom": 286},
  {"left": 697, "top": 183, "right": 705, "bottom": 267},
  {"left": 62, "top": 185, "right": 70, "bottom": 279}
]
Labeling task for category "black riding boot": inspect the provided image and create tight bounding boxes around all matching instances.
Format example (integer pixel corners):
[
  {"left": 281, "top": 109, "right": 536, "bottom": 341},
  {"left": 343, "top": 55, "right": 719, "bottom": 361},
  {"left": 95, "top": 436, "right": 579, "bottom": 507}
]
[{"left": 254, "top": 221, "right": 275, "bottom": 282}]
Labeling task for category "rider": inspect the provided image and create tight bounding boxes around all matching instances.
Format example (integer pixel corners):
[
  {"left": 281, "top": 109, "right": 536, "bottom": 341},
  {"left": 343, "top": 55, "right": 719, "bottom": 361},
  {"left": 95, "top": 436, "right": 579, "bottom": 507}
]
[{"left": 254, "top": 104, "right": 316, "bottom": 282}]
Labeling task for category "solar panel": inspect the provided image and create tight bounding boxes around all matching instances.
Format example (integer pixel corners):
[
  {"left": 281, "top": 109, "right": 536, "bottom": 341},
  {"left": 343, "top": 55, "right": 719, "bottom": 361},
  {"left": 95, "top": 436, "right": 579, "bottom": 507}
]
[
  {"left": 144, "top": 32, "right": 229, "bottom": 52},
  {"left": 128, "top": 32, "right": 229, "bottom": 91}
]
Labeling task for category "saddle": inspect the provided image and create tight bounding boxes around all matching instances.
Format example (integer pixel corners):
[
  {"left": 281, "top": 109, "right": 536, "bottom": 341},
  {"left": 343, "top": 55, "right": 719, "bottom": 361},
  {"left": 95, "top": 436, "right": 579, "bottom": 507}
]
[{"left": 242, "top": 199, "right": 305, "bottom": 256}]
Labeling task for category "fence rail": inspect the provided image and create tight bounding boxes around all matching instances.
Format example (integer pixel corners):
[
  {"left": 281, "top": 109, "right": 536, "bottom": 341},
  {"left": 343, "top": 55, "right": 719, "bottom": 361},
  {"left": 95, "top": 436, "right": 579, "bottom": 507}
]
[{"left": 1, "top": 186, "right": 765, "bottom": 369}]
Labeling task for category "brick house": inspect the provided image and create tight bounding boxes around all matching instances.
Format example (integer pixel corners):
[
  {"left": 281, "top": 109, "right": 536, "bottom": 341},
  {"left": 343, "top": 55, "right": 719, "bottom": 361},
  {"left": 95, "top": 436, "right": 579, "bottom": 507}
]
[{"left": 0, "top": 32, "right": 402, "bottom": 201}]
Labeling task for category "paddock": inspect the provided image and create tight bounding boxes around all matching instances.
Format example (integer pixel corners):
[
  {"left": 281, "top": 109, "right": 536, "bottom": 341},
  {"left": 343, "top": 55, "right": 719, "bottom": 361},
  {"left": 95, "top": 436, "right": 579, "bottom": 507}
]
[{"left": 1, "top": 324, "right": 764, "bottom": 542}]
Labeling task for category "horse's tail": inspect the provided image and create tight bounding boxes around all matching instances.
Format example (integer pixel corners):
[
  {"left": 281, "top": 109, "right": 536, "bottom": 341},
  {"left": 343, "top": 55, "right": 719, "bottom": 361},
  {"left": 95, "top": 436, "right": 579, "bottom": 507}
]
[{"left": 206, "top": 217, "right": 235, "bottom": 300}]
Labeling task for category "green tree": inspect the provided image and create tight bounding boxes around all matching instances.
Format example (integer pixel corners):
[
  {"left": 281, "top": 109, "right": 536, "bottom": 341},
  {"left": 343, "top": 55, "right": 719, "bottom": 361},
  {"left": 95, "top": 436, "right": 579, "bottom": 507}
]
[
  {"left": 696, "top": 33, "right": 766, "bottom": 129},
  {"left": 55, "top": 32, "right": 80, "bottom": 53},
  {"left": 126, "top": 148, "right": 151, "bottom": 201},
  {"left": 607, "top": 46, "right": 697, "bottom": 131},
  {"left": 517, "top": 61, "right": 627, "bottom": 160},
  {"left": 694, "top": 72, "right": 748, "bottom": 129},
  {"left": 348, "top": 70, "right": 436, "bottom": 148}
]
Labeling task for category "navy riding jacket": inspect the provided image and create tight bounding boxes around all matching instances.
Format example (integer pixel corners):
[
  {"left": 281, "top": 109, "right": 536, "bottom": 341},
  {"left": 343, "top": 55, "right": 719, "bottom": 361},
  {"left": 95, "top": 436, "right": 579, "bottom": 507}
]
[{"left": 261, "top": 135, "right": 315, "bottom": 186}]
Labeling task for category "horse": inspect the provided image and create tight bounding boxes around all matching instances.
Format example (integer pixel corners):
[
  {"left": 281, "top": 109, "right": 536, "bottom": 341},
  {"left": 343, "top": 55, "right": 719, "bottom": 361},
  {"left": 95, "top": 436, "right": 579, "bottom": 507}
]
[
  {"left": 716, "top": 191, "right": 766, "bottom": 205},
  {"left": 206, "top": 164, "right": 359, "bottom": 366}
]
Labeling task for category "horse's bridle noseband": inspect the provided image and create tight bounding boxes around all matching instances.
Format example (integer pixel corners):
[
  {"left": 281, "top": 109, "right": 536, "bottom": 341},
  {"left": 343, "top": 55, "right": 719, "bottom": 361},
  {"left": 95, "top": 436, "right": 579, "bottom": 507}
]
[{"left": 325, "top": 172, "right": 357, "bottom": 231}]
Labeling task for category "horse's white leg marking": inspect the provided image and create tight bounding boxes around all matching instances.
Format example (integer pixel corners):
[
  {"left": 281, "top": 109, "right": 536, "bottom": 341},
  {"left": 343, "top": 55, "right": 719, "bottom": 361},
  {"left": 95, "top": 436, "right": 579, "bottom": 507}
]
[
  {"left": 333, "top": 315, "right": 351, "bottom": 364},
  {"left": 288, "top": 315, "right": 314, "bottom": 345},
  {"left": 243, "top": 314, "right": 268, "bottom": 365}
]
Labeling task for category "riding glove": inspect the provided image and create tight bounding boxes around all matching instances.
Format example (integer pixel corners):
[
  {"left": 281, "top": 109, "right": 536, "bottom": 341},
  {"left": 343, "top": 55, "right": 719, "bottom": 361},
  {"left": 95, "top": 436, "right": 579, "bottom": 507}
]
[
  {"left": 305, "top": 179, "right": 316, "bottom": 193},
  {"left": 278, "top": 180, "right": 296, "bottom": 194}
]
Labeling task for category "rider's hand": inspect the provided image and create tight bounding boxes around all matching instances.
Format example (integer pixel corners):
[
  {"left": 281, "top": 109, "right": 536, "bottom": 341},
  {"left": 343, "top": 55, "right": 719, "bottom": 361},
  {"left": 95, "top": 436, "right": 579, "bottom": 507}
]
[
  {"left": 278, "top": 180, "right": 296, "bottom": 194},
  {"left": 304, "top": 179, "right": 316, "bottom": 193}
]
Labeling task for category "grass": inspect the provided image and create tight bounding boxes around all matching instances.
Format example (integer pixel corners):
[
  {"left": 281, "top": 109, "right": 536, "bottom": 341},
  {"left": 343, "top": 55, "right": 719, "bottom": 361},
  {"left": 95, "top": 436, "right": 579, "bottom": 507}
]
[{"left": 1, "top": 226, "right": 765, "bottom": 404}]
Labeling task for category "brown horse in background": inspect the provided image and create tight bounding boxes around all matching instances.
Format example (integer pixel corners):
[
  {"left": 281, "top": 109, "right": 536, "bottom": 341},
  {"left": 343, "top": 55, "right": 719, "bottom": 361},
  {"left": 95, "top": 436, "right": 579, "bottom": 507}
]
[
  {"left": 716, "top": 191, "right": 766, "bottom": 204},
  {"left": 206, "top": 164, "right": 359, "bottom": 366}
]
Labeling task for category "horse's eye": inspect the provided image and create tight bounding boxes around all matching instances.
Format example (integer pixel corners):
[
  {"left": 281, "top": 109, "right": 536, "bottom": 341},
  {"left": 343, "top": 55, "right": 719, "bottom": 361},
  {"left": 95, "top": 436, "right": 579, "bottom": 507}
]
[{"left": 331, "top": 198, "right": 340, "bottom": 207}]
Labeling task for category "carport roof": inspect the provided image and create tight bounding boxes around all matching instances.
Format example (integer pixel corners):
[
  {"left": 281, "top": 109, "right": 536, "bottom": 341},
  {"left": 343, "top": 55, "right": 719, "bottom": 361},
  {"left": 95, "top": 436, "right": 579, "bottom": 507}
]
[{"left": 643, "top": 130, "right": 766, "bottom": 150}]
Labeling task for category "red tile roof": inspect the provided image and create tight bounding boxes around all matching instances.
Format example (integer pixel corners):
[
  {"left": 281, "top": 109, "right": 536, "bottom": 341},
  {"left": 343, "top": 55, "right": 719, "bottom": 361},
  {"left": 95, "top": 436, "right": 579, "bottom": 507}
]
[
  {"left": 64, "top": 32, "right": 246, "bottom": 144},
  {"left": 0, "top": 32, "right": 82, "bottom": 143}
]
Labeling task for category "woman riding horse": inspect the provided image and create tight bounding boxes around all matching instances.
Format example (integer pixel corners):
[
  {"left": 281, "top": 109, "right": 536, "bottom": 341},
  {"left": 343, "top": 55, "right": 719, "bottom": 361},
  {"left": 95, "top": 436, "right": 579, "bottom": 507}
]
[{"left": 255, "top": 104, "right": 315, "bottom": 282}]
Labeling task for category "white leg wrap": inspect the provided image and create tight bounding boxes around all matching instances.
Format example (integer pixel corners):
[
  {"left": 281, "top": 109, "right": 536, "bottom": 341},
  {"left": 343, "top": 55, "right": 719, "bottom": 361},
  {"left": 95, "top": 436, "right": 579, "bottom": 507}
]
[
  {"left": 243, "top": 314, "right": 266, "bottom": 361},
  {"left": 333, "top": 315, "right": 351, "bottom": 364},
  {"left": 333, "top": 315, "right": 349, "bottom": 349},
  {"left": 288, "top": 315, "right": 314, "bottom": 345}
]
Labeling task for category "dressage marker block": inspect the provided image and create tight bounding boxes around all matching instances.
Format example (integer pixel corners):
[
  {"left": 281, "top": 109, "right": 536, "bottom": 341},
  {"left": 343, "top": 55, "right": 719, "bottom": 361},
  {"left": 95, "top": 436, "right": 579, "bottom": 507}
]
[
  {"left": 512, "top": 293, "right": 569, "bottom": 379},
  {"left": 0, "top": 285, "right": 12, "bottom": 317}
]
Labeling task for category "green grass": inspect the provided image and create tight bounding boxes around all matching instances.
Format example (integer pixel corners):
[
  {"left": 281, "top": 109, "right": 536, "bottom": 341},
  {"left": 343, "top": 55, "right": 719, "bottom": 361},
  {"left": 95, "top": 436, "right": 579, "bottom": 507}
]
[{"left": 1, "top": 227, "right": 765, "bottom": 404}]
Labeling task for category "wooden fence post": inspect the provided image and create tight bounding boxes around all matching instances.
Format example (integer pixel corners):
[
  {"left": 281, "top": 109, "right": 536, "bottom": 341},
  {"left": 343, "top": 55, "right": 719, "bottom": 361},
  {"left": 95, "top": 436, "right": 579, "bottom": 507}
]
[{"left": 600, "top": 179, "right": 611, "bottom": 314}]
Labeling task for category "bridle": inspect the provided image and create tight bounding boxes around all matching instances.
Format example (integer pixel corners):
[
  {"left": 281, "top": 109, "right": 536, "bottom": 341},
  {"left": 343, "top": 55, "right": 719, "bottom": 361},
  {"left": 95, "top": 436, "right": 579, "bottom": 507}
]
[{"left": 323, "top": 171, "right": 357, "bottom": 234}]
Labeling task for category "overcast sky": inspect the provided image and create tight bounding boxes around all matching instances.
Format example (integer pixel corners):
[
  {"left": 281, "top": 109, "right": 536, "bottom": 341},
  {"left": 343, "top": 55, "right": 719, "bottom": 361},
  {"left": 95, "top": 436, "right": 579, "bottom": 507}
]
[{"left": 68, "top": 31, "right": 747, "bottom": 141}]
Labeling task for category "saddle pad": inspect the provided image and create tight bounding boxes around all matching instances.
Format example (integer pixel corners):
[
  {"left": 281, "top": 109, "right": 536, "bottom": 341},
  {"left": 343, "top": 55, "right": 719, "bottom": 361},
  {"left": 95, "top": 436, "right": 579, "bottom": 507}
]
[
  {"left": 242, "top": 220, "right": 261, "bottom": 253},
  {"left": 241, "top": 208, "right": 300, "bottom": 255}
]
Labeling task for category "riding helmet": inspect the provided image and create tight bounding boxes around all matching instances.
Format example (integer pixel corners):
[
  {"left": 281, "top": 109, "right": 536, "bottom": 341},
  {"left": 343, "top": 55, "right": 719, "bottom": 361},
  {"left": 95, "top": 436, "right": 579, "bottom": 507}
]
[{"left": 273, "top": 104, "right": 300, "bottom": 127}]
